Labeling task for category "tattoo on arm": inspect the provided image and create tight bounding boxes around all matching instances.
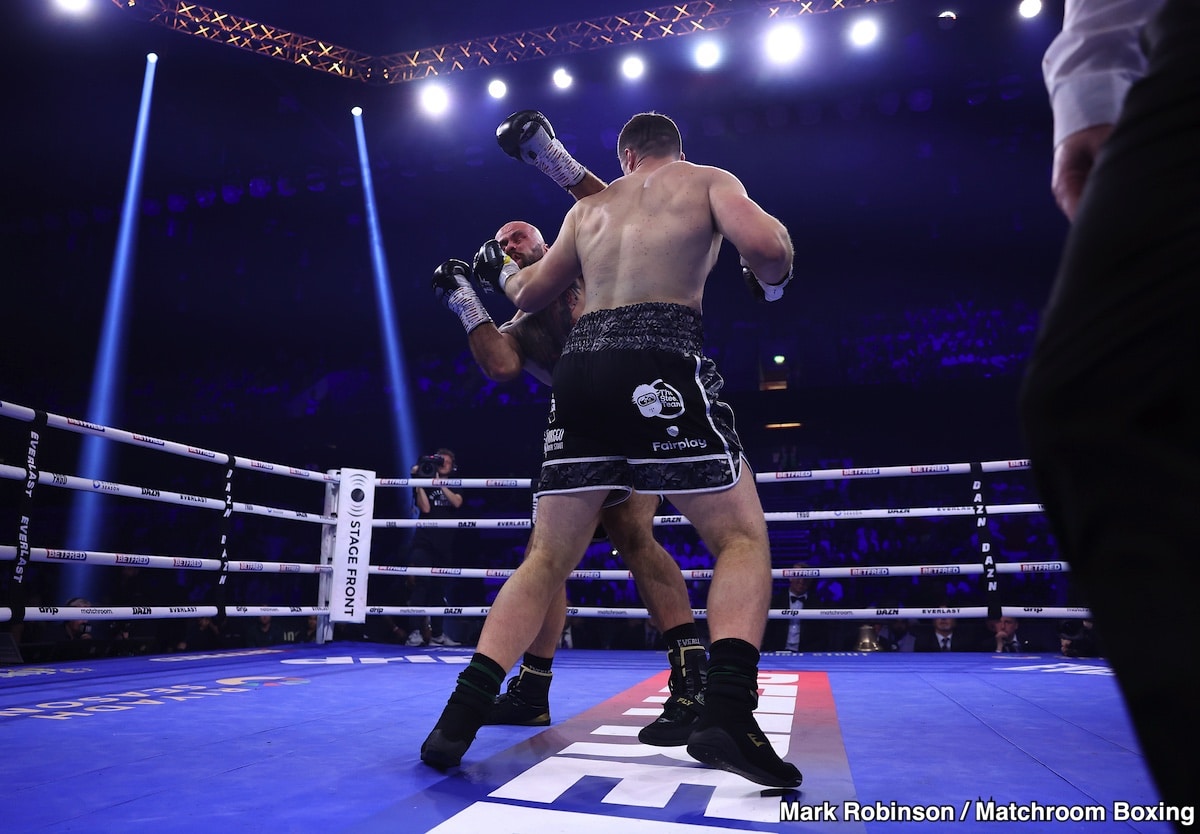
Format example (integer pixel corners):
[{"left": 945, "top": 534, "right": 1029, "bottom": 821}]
[{"left": 505, "top": 283, "right": 580, "bottom": 374}]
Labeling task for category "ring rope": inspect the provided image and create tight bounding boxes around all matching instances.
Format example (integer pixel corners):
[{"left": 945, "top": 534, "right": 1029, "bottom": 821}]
[
  {"left": 354, "top": 605, "right": 1092, "bottom": 621},
  {"left": 0, "top": 400, "right": 334, "bottom": 483},
  {"left": 367, "top": 562, "right": 1069, "bottom": 581},
  {"left": 0, "top": 546, "right": 329, "bottom": 574},
  {"left": 373, "top": 458, "right": 1031, "bottom": 492},
  {"left": 0, "top": 604, "right": 327, "bottom": 624},
  {"left": 0, "top": 463, "right": 334, "bottom": 525},
  {"left": 0, "top": 603, "right": 1091, "bottom": 624},
  {"left": 370, "top": 503, "right": 1043, "bottom": 529},
  {"left": 1, "top": 400, "right": 1065, "bottom": 634},
  {"left": 0, "top": 461, "right": 1041, "bottom": 530}
]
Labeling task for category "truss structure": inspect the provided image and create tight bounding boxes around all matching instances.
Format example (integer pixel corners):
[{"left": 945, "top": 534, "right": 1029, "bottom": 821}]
[{"left": 109, "top": 0, "right": 892, "bottom": 84}]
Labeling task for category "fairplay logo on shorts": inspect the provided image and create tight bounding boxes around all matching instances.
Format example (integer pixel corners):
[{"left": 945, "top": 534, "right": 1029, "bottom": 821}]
[{"left": 631, "top": 379, "right": 685, "bottom": 419}]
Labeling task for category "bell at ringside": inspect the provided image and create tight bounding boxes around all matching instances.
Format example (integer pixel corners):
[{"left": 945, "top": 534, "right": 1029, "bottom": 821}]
[{"left": 855, "top": 624, "right": 881, "bottom": 652}]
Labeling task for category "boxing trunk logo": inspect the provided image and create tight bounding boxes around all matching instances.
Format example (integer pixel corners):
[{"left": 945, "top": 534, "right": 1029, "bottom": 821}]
[
  {"left": 631, "top": 380, "right": 685, "bottom": 419},
  {"left": 544, "top": 428, "right": 565, "bottom": 454}
]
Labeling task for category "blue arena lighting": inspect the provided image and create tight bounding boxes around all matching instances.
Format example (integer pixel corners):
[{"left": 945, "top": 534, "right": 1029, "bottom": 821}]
[
  {"left": 552, "top": 68, "right": 574, "bottom": 90},
  {"left": 351, "top": 108, "right": 420, "bottom": 488},
  {"left": 848, "top": 18, "right": 880, "bottom": 48},
  {"left": 764, "top": 23, "right": 805, "bottom": 66},
  {"left": 64, "top": 52, "right": 158, "bottom": 602},
  {"left": 621, "top": 56, "right": 645, "bottom": 80},
  {"left": 54, "top": 0, "right": 93, "bottom": 16},
  {"left": 693, "top": 39, "right": 722, "bottom": 70},
  {"left": 419, "top": 83, "right": 450, "bottom": 117}
]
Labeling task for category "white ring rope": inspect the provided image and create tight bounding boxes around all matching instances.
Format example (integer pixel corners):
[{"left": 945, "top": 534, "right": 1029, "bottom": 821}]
[
  {"left": 371, "top": 459, "right": 1031, "bottom": 492},
  {"left": 369, "top": 562, "right": 1070, "bottom": 581},
  {"left": 0, "top": 546, "right": 328, "bottom": 574},
  {"left": 2, "top": 400, "right": 1078, "bottom": 630},
  {"left": 0, "top": 400, "right": 333, "bottom": 483},
  {"left": 369, "top": 504, "right": 1044, "bottom": 530},
  {"left": 0, "top": 463, "right": 334, "bottom": 525},
  {"left": 1, "top": 604, "right": 326, "bottom": 623},
  {"left": 359, "top": 605, "right": 1092, "bottom": 621}
]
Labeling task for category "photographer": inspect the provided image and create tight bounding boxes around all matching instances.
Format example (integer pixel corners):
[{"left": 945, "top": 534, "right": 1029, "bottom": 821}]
[{"left": 405, "top": 448, "right": 464, "bottom": 646}]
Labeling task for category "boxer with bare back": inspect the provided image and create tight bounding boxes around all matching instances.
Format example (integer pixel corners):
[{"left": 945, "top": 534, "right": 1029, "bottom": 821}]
[
  {"left": 429, "top": 112, "right": 707, "bottom": 746},
  {"left": 423, "top": 112, "right": 800, "bottom": 788}
]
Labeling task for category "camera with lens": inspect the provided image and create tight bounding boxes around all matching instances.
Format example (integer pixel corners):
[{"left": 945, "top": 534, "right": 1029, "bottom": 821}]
[{"left": 416, "top": 454, "right": 445, "bottom": 478}]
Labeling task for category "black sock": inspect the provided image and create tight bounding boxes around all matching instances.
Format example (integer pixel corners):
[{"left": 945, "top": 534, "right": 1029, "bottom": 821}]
[
  {"left": 436, "top": 653, "right": 505, "bottom": 740},
  {"left": 691, "top": 639, "right": 802, "bottom": 787},
  {"left": 704, "top": 637, "right": 760, "bottom": 713}
]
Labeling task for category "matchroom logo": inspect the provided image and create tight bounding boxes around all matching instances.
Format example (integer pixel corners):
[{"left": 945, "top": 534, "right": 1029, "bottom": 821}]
[{"left": 403, "top": 670, "right": 861, "bottom": 832}]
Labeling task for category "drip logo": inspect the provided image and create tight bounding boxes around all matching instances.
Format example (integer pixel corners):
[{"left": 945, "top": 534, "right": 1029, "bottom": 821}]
[{"left": 631, "top": 379, "right": 685, "bottom": 419}]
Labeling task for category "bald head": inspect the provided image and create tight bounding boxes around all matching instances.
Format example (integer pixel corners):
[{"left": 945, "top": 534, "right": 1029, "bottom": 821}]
[{"left": 495, "top": 220, "right": 549, "bottom": 268}]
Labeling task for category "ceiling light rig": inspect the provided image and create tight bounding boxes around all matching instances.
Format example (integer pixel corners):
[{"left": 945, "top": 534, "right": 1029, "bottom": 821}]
[{"left": 108, "top": 0, "right": 893, "bottom": 85}]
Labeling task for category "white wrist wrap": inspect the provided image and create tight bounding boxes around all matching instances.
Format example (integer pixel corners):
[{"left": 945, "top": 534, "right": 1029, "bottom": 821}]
[
  {"left": 534, "top": 138, "right": 587, "bottom": 189},
  {"left": 758, "top": 267, "right": 793, "bottom": 303},
  {"left": 496, "top": 260, "right": 519, "bottom": 294},
  {"left": 448, "top": 288, "right": 493, "bottom": 334}
]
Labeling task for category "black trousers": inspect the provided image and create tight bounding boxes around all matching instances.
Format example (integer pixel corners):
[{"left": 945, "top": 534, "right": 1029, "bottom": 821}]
[{"left": 1019, "top": 0, "right": 1199, "bottom": 817}]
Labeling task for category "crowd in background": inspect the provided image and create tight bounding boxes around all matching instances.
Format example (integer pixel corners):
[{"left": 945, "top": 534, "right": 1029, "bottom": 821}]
[{"left": 2, "top": 295, "right": 1094, "bottom": 663}]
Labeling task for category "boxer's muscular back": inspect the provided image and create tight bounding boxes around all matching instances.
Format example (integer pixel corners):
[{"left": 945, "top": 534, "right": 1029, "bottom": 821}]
[{"left": 570, "top": 160, "right": 725, "bottom": 315}]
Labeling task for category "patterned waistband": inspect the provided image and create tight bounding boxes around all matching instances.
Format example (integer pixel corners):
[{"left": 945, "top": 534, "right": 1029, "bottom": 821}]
[{"left": 563, "top": 302, "right": 705, "bottom": 354}]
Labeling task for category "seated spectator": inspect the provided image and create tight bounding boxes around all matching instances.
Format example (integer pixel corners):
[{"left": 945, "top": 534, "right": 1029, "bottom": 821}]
[
  {"left": 244, "top": 615, "right": 283, "bottom": 647},
  {"left": 762, "top": 562, "right": 837, "bottom": 652},
  {"left": 914, "top": 616, "right": 975, "bottom": 652}
]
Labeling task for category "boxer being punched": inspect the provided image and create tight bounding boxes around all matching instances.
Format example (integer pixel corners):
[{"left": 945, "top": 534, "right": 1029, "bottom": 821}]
[
  {"left": 424, "top": 112, "right": 800, "bottom": 788},
  {"left": 429, "top": 110, "right": 707, "bottom": 747}
]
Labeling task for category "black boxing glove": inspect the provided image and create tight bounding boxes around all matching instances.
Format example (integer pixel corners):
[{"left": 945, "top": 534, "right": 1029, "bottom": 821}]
[
  {"left": 496, "top": 110, "right": 587, "bottom": 189},
  {"left": 742, "top": 259, "right": 792, "bottom": 303},
  {"left": 472, "top": 239, "right": 519, "bottom": 295},
  {"left": 432, "top": 258, "right": 493, "bottom": 333}
]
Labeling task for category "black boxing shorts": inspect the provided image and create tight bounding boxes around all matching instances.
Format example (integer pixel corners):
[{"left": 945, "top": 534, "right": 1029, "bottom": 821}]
[{"left": 535, "top": 302, "right": 744, "bottom": 500}]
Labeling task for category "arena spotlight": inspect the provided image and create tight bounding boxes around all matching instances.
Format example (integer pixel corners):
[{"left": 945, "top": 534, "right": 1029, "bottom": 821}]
[
  {"left": 764, "top": 23, "right": 805, "bottom": 66},
  {"left": 351, "top": 106, "right": 362, "bottom": 116},
  {"left": 351, "top": 109, "right": 421, "bottom": 487},
  {"left": 54, "top": 0, "right": 92, "bottom": 14},
  {"left": 848, "top": 18, "right": 880, "bottom": 47},
  {"left": 693, "top": 39, "right": 722, "bottom": 70},
  {"left": 621, "top": 56, "right": 645, "bottom": 80},
  {"left": 552, "top": 67, "right": 574, "bottom": 90},
  {"left": 419, "top": 83, "right": 450, "bottom": 116},
  {"left": 1017, "top": 0, "right": 1042, "bottom": 18},
  {"left": 488, "top": 79, "right": 507, "bottom": 99},
  {"left": 66, "top": 50, "right": 159, "bottom": 601},
  {"left": 937, "top": 10, "right": 958, "bottom": 29}
]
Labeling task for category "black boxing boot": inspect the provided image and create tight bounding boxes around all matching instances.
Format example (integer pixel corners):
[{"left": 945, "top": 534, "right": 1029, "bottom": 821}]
[
  {"left": 686, "top": 638, "right": 803, "bottom": 788},
  {"left": 483, "top": 653, "right": 553, "bottom": 727},
  {"left": 639, "top": 626, "right": 707, "bottom": 746}
]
